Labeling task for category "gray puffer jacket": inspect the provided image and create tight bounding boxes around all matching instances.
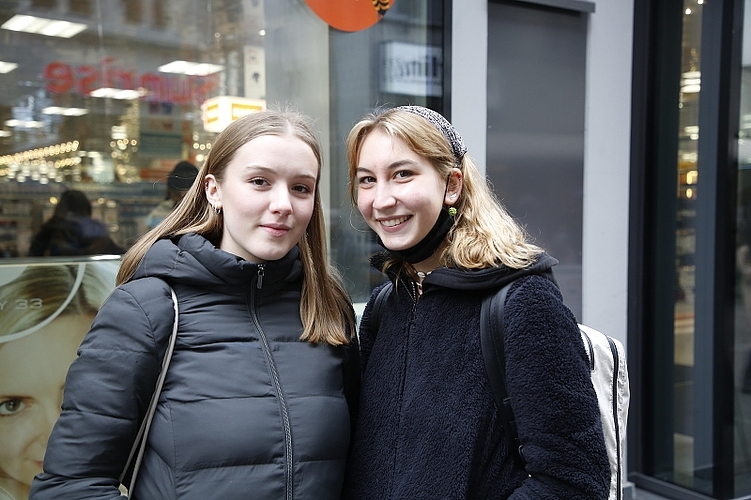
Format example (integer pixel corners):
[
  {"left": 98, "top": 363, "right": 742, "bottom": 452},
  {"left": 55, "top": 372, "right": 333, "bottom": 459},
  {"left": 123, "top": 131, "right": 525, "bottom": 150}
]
[{"left": 30, "top": 233, "right": 358, "bottom": 500}]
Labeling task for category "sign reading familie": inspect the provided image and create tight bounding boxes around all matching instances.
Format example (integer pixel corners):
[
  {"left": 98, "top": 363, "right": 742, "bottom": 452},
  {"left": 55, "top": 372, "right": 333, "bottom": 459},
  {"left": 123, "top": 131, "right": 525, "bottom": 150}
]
[
  {"left": 43, "top": 60, "right": 219, "bottom": 105},
  {"left": 380, "top": 42, "right": 442, "bottom": 97}
]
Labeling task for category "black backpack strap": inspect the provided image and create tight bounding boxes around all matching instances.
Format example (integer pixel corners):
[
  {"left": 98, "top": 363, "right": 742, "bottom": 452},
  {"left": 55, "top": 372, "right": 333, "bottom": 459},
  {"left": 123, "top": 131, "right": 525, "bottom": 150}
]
[
  {"left": 367, "top": 281, "right": 393, "bottom": 338},
  {"left": 481, "top": 281, "right": 526, "bottom": 468}
]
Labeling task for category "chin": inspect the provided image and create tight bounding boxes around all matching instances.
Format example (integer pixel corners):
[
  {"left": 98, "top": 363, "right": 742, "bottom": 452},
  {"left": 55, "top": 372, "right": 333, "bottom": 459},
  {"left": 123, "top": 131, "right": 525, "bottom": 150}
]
[
  {"left": 258, "top": 249, "right": 293, "bottom": 262},
  {"left": 382, "top": 243, "right": 412, "bottom": 252}
]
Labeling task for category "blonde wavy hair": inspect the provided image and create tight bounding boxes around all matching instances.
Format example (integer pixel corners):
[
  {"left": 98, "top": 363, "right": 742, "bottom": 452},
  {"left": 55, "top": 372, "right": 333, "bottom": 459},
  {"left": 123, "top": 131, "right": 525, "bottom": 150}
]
[
  {"left": 347, "top": 107, "right": 542, "bottom": 272},
  {"left": 118, "top": 109, "right": 355, "bottom": 345}
]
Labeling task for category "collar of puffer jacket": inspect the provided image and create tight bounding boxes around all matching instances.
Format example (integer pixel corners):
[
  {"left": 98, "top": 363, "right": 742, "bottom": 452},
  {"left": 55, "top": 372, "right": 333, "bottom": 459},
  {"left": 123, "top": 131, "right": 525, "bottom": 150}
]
[{"left": 133, "top": 232, "right": 302, "bottom": 293}]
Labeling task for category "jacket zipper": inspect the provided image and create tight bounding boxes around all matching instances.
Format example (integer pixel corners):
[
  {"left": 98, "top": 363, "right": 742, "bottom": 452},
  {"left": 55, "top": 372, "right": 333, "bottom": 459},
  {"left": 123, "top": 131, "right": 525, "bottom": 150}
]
[
  {"left": 257, "top": 263, "right": 265, "bottom": 289},
  {"left": 405, "top": 279, "right": 418, "bottom": 321},
  {"left": 252, "top": 264, "right": 293, "bottom": 500}
]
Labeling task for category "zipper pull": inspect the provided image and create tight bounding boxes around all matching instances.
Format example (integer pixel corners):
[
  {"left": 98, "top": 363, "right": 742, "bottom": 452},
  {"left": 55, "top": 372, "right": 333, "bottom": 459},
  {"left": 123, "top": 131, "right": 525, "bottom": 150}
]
[{"left": 257, "top": 264, "right": 265, "bottom": 289}]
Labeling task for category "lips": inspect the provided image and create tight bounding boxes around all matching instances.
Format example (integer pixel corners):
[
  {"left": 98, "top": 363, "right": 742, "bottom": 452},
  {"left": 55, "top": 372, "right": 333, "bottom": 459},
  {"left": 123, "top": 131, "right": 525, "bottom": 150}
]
[
  {"left": 379, "top": 215, "right": 410, "bottom": 228},
  {"left": 262, "top": 223, "right": 291, "bottom": 237}
]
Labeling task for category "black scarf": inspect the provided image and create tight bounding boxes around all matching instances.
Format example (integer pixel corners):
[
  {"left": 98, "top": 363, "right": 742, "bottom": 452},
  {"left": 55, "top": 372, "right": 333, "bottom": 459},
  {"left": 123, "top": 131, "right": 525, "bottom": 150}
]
[{"left": 376, "top": 208, "right": 454, "bottom": 264}]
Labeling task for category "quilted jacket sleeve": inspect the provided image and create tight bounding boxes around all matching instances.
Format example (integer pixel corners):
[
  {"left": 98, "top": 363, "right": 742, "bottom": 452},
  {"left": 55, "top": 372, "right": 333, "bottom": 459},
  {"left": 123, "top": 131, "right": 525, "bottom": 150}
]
[
  {"left": 29, "top": 279, "right": 175, "bottom": 500},
  {"left": 504, "top": 275, "right": 610, "bottom": 499}
]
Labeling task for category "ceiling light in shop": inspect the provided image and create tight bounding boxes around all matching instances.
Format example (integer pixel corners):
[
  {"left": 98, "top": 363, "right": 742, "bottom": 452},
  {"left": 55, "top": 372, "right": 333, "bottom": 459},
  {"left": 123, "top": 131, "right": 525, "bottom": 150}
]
[
  {"left": 158, "top": 60, "right": 224, "bottom": 76},
  {"left": 5, "top": 119, "right": 44, "bottom": 128},
  {"left": 0, "top": 61, "right": 18, "bottom": 73},
  {"left": 0, "top": 140, "right": 80, "bottom": 166},
  {"left": 89, "top": 88, "right": 144, "bottom": 100},
  {"left": 0, "top": 131, "right": 10, "bottom": 137},
  {"left": 681, "top": 70, "right": 701, "bottom": 94},
  {"left": 1, "top": 15, "right": 87, "bottom": 38},
  {"left": 42, "top": 106, "right": 88, "bottom": 116}
]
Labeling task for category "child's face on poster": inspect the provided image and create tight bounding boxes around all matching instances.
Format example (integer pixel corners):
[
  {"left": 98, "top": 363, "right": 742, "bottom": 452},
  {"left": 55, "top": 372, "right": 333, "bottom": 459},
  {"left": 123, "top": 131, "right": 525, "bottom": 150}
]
[{"left": 0, "top": 314, "right": 91, "bottom": 488}]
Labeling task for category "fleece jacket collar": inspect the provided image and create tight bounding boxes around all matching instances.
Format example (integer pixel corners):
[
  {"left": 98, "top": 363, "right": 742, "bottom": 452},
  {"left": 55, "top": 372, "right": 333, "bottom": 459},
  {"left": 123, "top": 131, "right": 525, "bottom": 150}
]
[{"left": 370, "top": 251, "right": 559, "bottom": 293}]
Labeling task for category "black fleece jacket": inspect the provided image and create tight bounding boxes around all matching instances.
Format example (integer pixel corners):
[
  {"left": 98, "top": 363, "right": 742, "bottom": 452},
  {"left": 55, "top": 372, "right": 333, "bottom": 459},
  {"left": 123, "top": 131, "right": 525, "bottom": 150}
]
[{"left": 342, "top": 253, "right": 609, "bottom": 499}]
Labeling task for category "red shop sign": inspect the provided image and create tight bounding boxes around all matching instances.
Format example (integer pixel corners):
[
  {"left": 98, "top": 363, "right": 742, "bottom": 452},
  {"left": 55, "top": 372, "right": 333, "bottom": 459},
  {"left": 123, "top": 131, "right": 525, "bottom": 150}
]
[{"left": 43, "top": 61, "right": 219, "bottom": 106}]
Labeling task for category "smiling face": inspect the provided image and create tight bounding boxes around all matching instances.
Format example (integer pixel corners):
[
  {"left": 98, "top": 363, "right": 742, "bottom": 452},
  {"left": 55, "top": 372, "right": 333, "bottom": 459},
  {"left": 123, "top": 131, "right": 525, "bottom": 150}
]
[
  {"left": 0, "top": 314, "right": 91, "bottom": 489},
  {"left": 206, "top": 133, "right": 319, "bottom": 263},
  {"left": 355, "top": 129, "right": 461, "bottom": 252}
]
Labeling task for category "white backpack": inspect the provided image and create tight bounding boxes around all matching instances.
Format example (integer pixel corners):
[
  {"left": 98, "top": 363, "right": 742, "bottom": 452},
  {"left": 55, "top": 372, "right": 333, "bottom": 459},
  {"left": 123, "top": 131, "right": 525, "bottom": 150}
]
[
  {"left": 480, "top": 285, "right": 631, "bottom": 500},
  {"left": 578, "top": 324, "right": 630, "bottom": 500}
]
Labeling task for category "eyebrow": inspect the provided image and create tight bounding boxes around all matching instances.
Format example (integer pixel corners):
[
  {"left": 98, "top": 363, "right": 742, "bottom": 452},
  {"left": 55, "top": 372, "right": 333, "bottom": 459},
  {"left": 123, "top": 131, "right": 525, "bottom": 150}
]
[
  {"left": 243, "top": 164, "right": 317, "bottom": 181},
  {"left": 356, "top": 159, "right": 417, "bottom": 174}
]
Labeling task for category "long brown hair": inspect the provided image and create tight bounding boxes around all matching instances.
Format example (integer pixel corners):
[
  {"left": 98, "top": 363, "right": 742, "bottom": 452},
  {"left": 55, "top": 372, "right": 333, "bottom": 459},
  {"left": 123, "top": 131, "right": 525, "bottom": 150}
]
[
  {"left": 347, "top": 107, "right": 542, "bottom": 272},
  {"left": 118, "top": 109, "right": 355, "bottom": 345}
]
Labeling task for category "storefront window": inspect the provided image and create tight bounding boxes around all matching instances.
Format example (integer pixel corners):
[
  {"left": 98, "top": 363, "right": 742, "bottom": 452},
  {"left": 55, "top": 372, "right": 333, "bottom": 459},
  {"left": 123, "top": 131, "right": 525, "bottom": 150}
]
[
  {"left": 640, "top": 0, "right": 747, "bottom": 497},
  {"left": 0, "top": 0, "right": 445, "bottom": 304},
  {"left": 670, "top": 0, "right": 702, "bottom": 493},
  {"left": 736, "top": 0, "right": 751, "bottom": 496},
  {"left": 640, "top": 0, "right": 712, "bottom": 495}
]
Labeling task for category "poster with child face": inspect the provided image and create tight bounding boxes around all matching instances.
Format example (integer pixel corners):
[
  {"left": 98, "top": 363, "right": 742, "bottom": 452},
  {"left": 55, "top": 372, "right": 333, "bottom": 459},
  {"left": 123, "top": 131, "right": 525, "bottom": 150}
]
[{"left": 0, "top": 259, "right": 119, "bottom": 500}]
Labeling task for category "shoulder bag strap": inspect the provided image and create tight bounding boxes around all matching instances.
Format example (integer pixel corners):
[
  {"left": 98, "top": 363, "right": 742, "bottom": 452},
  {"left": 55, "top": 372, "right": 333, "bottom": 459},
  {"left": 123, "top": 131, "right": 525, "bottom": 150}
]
[
  {"left": 480, "top": 281, "right": 526, "bottom": 468},
  {"left": 119, "top": 286, "right": 179, "bottom": 496},
  {"left": 366, "top": 281, "right": 393, "bottom": 342}
]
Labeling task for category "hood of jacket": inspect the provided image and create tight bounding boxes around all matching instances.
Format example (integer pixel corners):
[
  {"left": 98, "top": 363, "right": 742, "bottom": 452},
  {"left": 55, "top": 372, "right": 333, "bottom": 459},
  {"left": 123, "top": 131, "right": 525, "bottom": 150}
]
[
  {"left": 370, "top": 250, "right": 559, "bottom": 293},
  {"left": 132, "top": 232, "right": 303, "bottom": 293}
]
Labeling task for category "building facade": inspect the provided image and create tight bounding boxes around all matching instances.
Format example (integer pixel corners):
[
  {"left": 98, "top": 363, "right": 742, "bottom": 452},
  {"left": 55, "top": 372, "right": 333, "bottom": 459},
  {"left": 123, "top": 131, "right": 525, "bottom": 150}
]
[{"left": 3, "top": 0, "right": 751, "bottom": 498}]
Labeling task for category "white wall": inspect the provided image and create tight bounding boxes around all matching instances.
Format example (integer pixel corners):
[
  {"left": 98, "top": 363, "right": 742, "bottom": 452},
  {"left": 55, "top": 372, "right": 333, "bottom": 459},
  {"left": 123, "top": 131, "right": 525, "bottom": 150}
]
[
  {"left": 451, "top": 0, "right": 488, "bottom": 173},
  {"left": 581, "top": 0, "right": 634, "bottom": 348}
]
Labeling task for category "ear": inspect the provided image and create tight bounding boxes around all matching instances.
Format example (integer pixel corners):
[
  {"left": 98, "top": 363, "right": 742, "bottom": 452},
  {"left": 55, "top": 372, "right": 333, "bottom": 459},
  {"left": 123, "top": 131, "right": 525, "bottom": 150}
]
[
  {"left": 444, "top": 168, "right": 463, "bottom": 206},
  {"left": 205, "top": 174, "right": 221, "bottom": 207}
]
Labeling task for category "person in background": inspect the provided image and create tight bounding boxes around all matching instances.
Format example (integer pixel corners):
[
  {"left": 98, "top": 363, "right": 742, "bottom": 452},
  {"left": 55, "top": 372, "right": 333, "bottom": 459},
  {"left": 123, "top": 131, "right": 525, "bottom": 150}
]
[
  {"left": 143, "top": 161, "right": 199, "bottom": 231},
  {"left": 342, "top": 105, "right": 609, "bottom": 499},
  {"left": 0, "top": 263, "right": 115, "bottom": 500},
  {"left": 30, "top": 109, "right": 359, "bottom": 500},
  {"left": 28, "top": 190, "right": 124, "bottom": 257}
]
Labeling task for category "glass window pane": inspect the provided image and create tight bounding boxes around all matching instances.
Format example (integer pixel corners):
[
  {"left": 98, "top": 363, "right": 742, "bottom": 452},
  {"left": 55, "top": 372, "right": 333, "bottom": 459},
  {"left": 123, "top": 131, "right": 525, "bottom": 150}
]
[
  {"left": 736, "top": 0, "right": 751, "bottom": 496},
  {"left": 671, "top": 0, "right": 702, "bottom": 493},
  {"left": 0, "top": 0, "right": 442, "bottom": 302}
]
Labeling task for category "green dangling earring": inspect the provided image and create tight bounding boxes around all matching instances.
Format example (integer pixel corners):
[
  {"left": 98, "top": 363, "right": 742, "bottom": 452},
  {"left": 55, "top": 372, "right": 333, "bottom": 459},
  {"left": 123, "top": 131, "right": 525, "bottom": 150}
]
[{"left": 448, "top": 207, "right": 457, "bottom": 217}]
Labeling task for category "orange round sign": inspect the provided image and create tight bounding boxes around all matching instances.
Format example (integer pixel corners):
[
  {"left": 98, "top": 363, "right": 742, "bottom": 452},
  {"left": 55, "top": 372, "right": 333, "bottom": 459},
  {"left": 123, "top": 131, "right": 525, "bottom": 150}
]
[{"left": 305, "top": 0, "right": 393, "bottom": 32}]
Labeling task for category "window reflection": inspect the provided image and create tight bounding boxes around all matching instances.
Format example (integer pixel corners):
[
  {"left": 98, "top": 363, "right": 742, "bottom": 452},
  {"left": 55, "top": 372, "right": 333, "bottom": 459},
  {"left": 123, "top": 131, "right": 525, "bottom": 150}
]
[
  {"left": 736, "top": 0, "right": 751, "bottom": 496},
  {"left": 670, "top": 0, "right": 702, "bottom": 492},
  {"left": 0, "top": 0, "right": 444, "bottom": 306}
]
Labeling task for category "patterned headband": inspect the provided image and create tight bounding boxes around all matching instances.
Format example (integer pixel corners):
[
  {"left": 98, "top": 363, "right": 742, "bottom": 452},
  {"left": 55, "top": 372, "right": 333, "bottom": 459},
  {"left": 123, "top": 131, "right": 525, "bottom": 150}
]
[{"left": 394, "top": 105, "right": 468, "bottom": 167}]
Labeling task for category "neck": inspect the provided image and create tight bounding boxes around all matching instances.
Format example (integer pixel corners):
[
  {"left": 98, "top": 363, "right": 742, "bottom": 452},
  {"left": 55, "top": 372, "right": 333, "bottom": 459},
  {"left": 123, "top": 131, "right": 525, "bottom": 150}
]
[{"left": 411, "top": 241, "right": 447, "bottom": 274}]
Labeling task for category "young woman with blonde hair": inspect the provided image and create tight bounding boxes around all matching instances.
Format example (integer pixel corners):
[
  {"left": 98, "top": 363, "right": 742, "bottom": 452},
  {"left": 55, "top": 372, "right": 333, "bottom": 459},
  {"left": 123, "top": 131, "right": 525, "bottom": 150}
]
[
  {"left": 342, "top": 105, "right": 609, "bottom": 499},
  {"left": 31, "top": 109, "right": 358, "bottom": 500}
]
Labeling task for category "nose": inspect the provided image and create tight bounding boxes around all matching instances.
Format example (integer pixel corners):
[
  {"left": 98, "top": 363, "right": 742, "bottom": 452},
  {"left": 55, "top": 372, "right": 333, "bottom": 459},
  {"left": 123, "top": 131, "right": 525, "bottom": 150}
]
[
  {"left": 269, "top": 187, "right": 293, "bottom": 214},
  {"left": 371, "top": 182, "right": 396, "bottom": 211}
]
